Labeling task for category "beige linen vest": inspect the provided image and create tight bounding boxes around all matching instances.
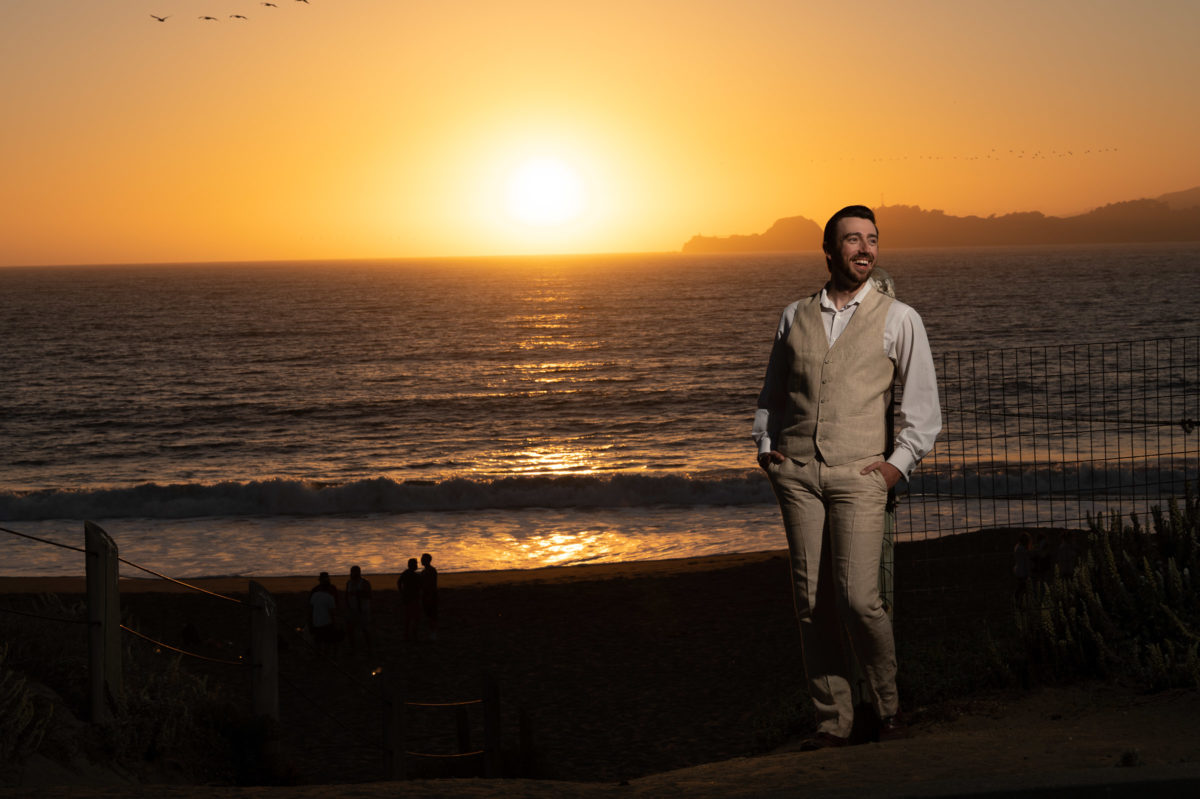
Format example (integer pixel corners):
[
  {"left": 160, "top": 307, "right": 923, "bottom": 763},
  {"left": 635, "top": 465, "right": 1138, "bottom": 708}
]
[{"left": 777, "top": 287, "right": 895, "bottom": 466}]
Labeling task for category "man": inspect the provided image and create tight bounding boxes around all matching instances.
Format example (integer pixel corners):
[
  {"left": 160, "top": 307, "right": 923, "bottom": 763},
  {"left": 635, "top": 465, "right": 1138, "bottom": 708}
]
[
  {"left": 753, "top": 205, "right": 940, "bottom": 749},
  {"left": 397, "top": 558, "right": 422, "bottom": 642},
  {"left": 420, "top": 552, "right": 439, "bottom": 641},
  {"left": 344, "top": 565, "right": 373, "bottom": 655}
]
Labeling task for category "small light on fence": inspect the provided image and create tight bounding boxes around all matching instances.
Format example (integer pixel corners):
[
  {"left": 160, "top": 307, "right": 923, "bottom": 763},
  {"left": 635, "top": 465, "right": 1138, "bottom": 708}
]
[
  {"left": 371, "top": 667, "right": 384, "bottom": 677},
  {"left": 154, "top": 648, "right": 162, "bottom": 655}
]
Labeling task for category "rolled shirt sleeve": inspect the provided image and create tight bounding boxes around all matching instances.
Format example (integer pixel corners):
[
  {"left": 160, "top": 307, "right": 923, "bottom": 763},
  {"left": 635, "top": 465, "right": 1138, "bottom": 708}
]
[
  {"left": 752, "top": 303, "right": 799, "bottom": 458},
  {"left": 884, "top": 304, "right": 941, "bottom": 479}
]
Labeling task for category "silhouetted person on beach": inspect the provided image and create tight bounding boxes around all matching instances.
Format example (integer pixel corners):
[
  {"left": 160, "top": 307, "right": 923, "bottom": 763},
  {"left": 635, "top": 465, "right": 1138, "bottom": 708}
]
[
  {"left": 421, "top": 552, "right": 439, "bottom": 641},
  {"left": 397, "top": 558, "right": 422, "bottom": 642},
  {"left": 344, "top": 565, "right": 373, "bottom": 655},
  {"left": 309, "top": 572, "right": 343, "bottom": 655},
  {"left": 311, "top": 569, "right": 339, "bottom": 601},
  {"left": 754, "top": 205, "right": 941, "bottom": 749}
]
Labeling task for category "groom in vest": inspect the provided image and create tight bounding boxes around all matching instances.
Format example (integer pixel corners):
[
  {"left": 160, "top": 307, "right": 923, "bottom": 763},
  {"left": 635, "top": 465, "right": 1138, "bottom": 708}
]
[{"left": 753, "top": 205, "right": 941, "bottom": 749}]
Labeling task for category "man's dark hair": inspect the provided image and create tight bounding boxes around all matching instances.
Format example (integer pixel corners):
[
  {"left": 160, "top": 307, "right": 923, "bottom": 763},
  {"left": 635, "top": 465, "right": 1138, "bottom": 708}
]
[{"left": 822, "top": 205, "right": 877, "bottom": 253}]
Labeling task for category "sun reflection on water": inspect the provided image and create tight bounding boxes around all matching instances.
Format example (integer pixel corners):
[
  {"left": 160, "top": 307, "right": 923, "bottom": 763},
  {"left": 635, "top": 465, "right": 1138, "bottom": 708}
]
[
  {"left": 511, "top": 360, "right": 600, "bottom": 383},
  {"left": 505, "top": 443, "right": 627, "bottom": 476},
  {"left": 510, "top": 529, "right": 621, "bottom": 567}
]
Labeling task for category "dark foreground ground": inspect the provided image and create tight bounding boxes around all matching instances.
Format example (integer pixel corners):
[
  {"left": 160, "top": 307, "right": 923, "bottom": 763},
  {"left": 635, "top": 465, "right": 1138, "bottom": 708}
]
[{"left": 5, "top": 529, "right": 1197, "bottom": 795}]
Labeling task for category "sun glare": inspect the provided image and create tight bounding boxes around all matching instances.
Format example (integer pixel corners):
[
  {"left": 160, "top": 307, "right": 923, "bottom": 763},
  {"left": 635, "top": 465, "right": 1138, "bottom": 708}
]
[{"left": 504, "top": 157, "right": 587, "bottom": 227}]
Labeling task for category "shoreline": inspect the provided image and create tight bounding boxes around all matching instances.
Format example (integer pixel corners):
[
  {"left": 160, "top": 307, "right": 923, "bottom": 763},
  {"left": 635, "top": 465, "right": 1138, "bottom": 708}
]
[{"left": 0, "top": 549, "right": 789, "bottom": 595}]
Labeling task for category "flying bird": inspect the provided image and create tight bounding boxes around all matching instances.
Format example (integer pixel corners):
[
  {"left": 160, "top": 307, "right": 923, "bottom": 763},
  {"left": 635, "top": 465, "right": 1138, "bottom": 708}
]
[
  {"left": 262, "top": 2, "right": 277, "bottom": 6},
  {"left": 199, "top": 16, "right": 218, "bottom": 21},
  {"left": 149, "top": 14, "right": 169, "bottom": 22},
  {"left": 230, "top": 14, "right": 248, "bottom": 19}
]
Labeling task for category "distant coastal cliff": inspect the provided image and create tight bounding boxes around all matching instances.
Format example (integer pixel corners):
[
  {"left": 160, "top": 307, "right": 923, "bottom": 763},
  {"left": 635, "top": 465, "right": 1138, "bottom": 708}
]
[{"left": 682, "top": 187, "right": 1200, "bottom": 252}]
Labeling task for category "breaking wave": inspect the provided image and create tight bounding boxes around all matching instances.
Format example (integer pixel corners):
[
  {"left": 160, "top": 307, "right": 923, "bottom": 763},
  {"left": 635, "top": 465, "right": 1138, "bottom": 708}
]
[
  {"left": 0, "top": 471, "right": 775, "bottom": 521},
  {"left": 2, "top": 460, "right": 1190, "bottom": 522}
]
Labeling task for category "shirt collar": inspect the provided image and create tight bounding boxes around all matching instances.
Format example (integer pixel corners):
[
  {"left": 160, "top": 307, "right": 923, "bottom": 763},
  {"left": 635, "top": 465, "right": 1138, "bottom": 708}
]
[{"left": 819, "top": 281, "right": 875, "bottom": 312}]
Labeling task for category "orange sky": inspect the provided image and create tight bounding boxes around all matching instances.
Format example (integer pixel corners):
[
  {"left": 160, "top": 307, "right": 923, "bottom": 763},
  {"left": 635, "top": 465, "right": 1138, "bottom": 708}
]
[{"left": 2, "top": 0, "right": 1198, "bottom": 266}]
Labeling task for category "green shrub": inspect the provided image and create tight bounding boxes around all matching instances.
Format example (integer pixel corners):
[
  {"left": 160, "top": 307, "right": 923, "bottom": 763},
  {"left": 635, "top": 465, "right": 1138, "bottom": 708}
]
[
  {"left": 0, "top": 596, "right": 245, "bottom": 784},
  {"left": 1017, "top": 486, "right": 1200, "bottom": 689},
  {"left": 0, "top": 643, "right": 52, "bottom": 764}
]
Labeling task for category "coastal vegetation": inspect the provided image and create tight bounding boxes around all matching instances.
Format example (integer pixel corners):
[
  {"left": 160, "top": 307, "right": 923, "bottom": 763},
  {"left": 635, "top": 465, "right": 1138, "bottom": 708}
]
[
  {"left": 1017, "top": 488, "right": 1200, "bottom": 690},
  {"left": 0, "top": 595, "right": 262, "bottom": 785}
]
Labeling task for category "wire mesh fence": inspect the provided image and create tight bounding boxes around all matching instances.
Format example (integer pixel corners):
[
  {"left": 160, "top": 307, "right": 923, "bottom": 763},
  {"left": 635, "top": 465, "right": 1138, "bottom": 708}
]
[
  {"left": 908, "top": 336, "right": 1198, "bottom": 536},
  {"left": 893, "top": 336, "right": 1199, "bottom": 631}
]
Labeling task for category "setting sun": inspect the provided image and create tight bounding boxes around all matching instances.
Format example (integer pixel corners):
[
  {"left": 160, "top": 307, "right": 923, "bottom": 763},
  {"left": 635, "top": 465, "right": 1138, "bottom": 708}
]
[
  {"left": 504, "top": 157, "right": 588, "bottom": 227},
  {"left": 0, "top": 1, "right": 1197, "bottom": 265}
]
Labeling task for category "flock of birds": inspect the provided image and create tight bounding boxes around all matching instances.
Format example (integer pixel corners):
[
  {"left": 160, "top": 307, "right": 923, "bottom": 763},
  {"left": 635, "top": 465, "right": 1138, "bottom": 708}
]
[
  {"left": 149, "top": 1, "right": 310, "bottom": 22},
  {"left": 805, "top": 147, "right": 1121, "bottom": 166}
]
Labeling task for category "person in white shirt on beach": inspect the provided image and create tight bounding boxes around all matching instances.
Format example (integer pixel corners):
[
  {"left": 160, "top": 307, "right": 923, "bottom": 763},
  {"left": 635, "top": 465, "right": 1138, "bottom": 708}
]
[
  {"left": 753, "top": 205, "right": 941, "bottom": 749},
  {"left": 309, "top": 571, "right": 342, "bottom": 655}
]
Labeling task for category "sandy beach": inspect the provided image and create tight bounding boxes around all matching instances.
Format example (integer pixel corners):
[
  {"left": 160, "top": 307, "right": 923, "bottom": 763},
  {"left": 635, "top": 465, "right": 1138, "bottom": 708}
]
[{"left": 4, "top": 544, "right": 1200, "bottom": 797}]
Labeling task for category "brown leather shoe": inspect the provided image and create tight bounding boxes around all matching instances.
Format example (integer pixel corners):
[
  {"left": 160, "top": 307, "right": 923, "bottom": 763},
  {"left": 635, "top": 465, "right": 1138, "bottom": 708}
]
[
  {"left": 878, "top": 714, "right": 911, "bottom": 741},
  {"left": 798, "top": 731, "right": 850, "bottom": 751}
]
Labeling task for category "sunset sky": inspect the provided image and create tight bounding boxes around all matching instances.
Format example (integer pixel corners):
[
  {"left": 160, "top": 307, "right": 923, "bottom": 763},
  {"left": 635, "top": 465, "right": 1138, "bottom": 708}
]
[{"left": 2, "top": 0, "right": 1198, "bottom": 266}]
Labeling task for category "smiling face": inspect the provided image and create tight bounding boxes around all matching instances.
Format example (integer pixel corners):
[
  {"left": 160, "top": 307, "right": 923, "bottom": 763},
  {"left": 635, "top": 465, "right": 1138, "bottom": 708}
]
[{"left": 825, "top": 216, "right": 879, "bottom": 292}]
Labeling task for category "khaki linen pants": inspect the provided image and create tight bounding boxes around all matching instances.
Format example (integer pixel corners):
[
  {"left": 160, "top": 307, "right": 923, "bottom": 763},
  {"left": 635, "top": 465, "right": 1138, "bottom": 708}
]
[{"left": 766, "top": 453, "right": 899, "bottom": 737}]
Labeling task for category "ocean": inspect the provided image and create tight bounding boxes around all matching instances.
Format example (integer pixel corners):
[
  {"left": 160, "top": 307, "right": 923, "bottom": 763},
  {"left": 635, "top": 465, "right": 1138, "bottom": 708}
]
[{"left": 2, "top": 244, "right": 1198, "bottom": 578}]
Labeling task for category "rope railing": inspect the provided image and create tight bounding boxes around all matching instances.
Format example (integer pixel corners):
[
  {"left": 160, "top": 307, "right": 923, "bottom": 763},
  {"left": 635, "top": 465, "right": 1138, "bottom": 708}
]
[
  {"left": 0, "top": 523, "right": 250, "bottom": 607},
  {"left": 0, "top": 525, "right": 85, "bottom": 553},
  {"left": 406, "top": 749, "right": 486, "bottom": 759},
  {"left": 114, "top": 555, "right": 251, "bottom": 607},
  {"left": 119, "top": 623, "right": 249, "bottom": 667},
  {"left": 401, "top": 695, "right": 488, "bottom": 761}
]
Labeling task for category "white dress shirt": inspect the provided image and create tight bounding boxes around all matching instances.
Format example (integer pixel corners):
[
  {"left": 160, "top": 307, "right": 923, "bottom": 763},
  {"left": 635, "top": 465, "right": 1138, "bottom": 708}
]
[{"left": 753, "top": 280, "right": 942, "bottom": 480}]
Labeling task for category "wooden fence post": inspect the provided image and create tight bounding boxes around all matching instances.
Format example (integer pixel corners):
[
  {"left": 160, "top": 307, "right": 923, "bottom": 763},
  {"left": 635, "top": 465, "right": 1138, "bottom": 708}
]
[
  {"left": 249, "top": 581, "right": 278, "bottom": 721},
  {"left": 84, "top": 521, "right": 121, "bottom": 724},
  {"left": 482, "top": 674, "right": 501, "bottom": 778}
]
